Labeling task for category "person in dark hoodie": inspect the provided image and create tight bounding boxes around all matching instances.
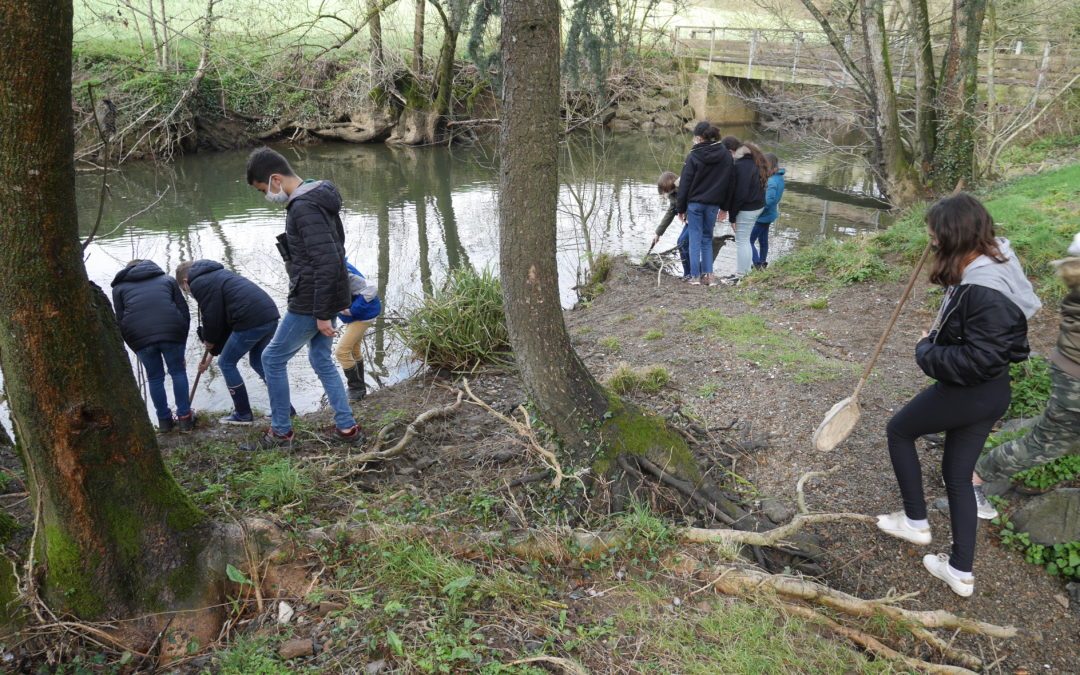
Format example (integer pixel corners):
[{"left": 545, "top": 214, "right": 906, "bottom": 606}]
[
  {"left": 243, "top": 147, "right": 364, "bottom": 450},
  {"left": 874, "top": 193, "right": 1040, "bottom": 598},
  {"left": 111, "top": 259, "right": 193, "bottom": 433},
  {"left": 175, "top": 260, "right": 281, "bottom": 425},
  {"left": 720, "top": 136, "right": 768, "bottom": 281},
  {"left": 675, "top": 122, "right": 734, "bottom": 286}
]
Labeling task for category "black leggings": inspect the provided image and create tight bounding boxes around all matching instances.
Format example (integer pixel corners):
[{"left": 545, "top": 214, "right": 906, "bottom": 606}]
[{"left": 886, "top": 375, "right": 1010, "bottom": 572}]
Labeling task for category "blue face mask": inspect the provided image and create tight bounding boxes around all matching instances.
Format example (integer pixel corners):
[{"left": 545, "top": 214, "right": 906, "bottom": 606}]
[{"left": 265, "top": 176, "right": 289, "bottom": 204}]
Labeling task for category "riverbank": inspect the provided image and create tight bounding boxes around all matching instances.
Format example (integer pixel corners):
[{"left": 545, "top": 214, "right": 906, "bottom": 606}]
[{"left": 2, "top": 164, "right": 1077, "bottom": 671}]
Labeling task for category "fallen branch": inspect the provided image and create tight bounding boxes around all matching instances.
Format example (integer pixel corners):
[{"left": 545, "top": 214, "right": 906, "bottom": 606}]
[
  {"left": 507, "top": 655, "right": 588, "bottom": 675},
  {"left": 683, "top": 512, "right": 875, "bottom": 548},
  {"left": 795, "top": 465, "right": 841, "bottom": 514}
]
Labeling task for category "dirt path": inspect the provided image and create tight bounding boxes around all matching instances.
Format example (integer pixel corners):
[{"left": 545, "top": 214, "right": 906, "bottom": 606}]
[{"left": 564, "top": 259, "right": 1075, "bottom": 671}]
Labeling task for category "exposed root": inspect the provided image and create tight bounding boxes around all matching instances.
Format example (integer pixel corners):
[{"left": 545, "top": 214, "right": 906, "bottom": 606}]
[
  {"left": 795, "top": 465, "right": 841, "bottom": 514},
  {"left": 777, "top": 602, "right": 976, "bottom": 674},
  {"left": 683, "top": 512, "right": 875, "bottom": 548},
  {"left": 325, "top": 390, "right": 463, "bottom": 473}
]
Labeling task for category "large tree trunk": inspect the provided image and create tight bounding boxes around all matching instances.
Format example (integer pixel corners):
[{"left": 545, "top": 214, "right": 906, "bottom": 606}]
[
  {"left": 433, "top": 25, "right": 459, "bottom": 118},
  {"left": 0, "top": 0, "right": 217, "bottom": 635},
  {"left": 933, "top": 0, "right": 987, "bottom": 189},
  {"left": 499, "top": 0, "right": 610, "bottom": 453},
  {"left": 368, "top": 0, "right": 385, "bottom": 67},
  {"left": 907, "top": 0, "right": 938, "bottom": 177}
]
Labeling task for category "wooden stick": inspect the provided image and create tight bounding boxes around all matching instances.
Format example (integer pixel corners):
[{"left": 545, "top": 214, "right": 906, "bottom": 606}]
[{"left": 188, "top": 348, "right": 211, "bottom": 404}]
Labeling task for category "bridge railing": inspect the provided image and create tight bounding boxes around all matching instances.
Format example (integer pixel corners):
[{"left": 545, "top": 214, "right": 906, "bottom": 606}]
[{"left": 673, "top": 25, "right": 1078, "bottom": 88}]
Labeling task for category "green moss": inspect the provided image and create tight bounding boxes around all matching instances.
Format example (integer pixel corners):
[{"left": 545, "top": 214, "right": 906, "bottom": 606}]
[
  {"left": 0, "top": 511, "right": 19, "bottom": 545},
  {"left": 596, "top": 396, "right": 698, "bottom": 482},
  {"left": 43, "top": 525, "right": 104, "bottom": 617},
  {"left": 103, "top": 502, "right": 143, "bottom": 564}
]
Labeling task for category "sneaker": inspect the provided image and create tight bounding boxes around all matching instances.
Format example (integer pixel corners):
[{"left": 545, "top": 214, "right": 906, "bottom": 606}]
[
  {"left": 688, "top": 278, "right": 702, "bottom": 286},
  {"left": 701, "top": 273, "right": 713, "bottom": 286},
  {"left": 240, "top": 428, "right": 294, "bottom": 451},
  {"left": 157, "top": 417, "right": 176, "bottom": 433},
  {"left": 220, "top": 412, "right": 255, "bottom": 426},
  {"left": 973, "top": 483, "right": 999, "bottom": 520},
  {"left": 718, "top": 274, "right": 741, "bottom": 286},
  {"left": 922, "top": 553, "right": 974, "bottom": 597},
  {"left": 334, "top": 425, "right": 365, "bottom": 445},
  {"left": 177, "top": 412, "right": 196, "bottom": 433},
  {"left": 875, "top": 511, "right": 932, "bottom": 545}
]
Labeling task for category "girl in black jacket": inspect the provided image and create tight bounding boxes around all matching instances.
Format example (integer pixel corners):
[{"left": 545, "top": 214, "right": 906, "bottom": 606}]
[{"left": 875, "top": 194, "right": 1041, "bottom": 597}]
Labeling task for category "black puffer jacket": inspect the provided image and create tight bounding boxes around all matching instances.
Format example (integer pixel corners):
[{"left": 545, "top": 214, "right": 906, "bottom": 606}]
[
  {"left": 916, "top": 284, "right": 1030, "bottom": 386},
  {"left": 282, "top": 181, "right": 351, "bottom": 320},
  {"left": 187, "top": 260, "right": 280, "bottom": 355},
  {"left": 111, "top": 260, "right": 190, "bottom": 351},
  {"left": 676, "top": 142, "right": 735, "bottom": 214},
  {"left": 728, "top": 151, "right": 766, "bottom": 223}
]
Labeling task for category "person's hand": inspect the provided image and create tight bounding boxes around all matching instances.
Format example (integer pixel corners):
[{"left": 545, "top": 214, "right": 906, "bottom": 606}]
[
  {"left": 317, "top": 318, "right": 336, "bottom": 337},
  {"left": 731, "top": 222, "right": 737, "bottom": 233},
  {"left": 198, "top": 351, "right": 213, "bottom": 374},
  {"left": 921, "top": 330, "right": 930, "bottom": 339},
  {"left": 651, "top": 234, "right": 660, "bottom": 248},
  {"left": 678, "top": 212, "right": 687, "bottom": 223},
  {"left": 718, "top": 210, "right": 727, "bottom": 222},
  {"left": 341, "top": 308, "right": 352, "bottom": 316}
]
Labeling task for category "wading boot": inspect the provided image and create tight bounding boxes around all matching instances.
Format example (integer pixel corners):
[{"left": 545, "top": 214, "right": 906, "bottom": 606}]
[
  {"left": 221, "top": 383, "right": 255, "bottom": 425},
  {"left": 344, "top": 363, "right": 366, "bottom": 402},
  {"left": 177, "top": 412, "right": 196, "bottom": 433},
  {"left": 157, "top": 416, "right": 176, "bottom": 433}
]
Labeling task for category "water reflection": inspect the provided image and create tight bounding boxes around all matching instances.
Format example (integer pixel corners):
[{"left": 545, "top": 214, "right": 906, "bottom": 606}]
[{"left": 0, "top": 130, "right": 889, "bottom": 432}]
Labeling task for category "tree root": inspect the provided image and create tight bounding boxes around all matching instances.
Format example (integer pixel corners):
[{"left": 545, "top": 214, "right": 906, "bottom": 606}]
[
  {"left": 324, "top": 391, "right": 463, "bottom": 473},
  {"left": 683, "top": 512, "right": 875, "bottom": 548}
]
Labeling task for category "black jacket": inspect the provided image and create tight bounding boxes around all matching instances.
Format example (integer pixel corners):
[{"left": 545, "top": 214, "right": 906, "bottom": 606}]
[
  {"left": 187, "top": 259, "right": 280, "bottom": 355},
  {"left": 676, "top": 142, "right": 734, "bottom": 214},
  {"left": 728, "top": 154, "right": 766, "bottom": 223},
  {"left": 282, "top": 181, "right": 351, "bottom": 320},
  {"left": 916, "top": 284, "right": 1030, "bottom": 387},
  {"left": 111, "top": 260, "right": 190, "bottom": 352}
]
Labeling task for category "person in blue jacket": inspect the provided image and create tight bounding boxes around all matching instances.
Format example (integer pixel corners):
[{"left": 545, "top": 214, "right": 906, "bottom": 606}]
[
  {"left": 176, "top": 259, "right": 281, "bottom": 425},
  {"left": 750, "top": 153, "right": 786, "bottom": 270},
  {"left": 335, "top": 260, "right": 382, "bottom": 401},
  {"left": 111, "top": 259, "right": 192, "bottom": 433}
]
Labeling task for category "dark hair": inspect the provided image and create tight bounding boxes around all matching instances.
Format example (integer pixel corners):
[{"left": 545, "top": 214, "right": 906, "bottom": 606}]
[
  {"left": 764, "top": 152, "right": 779, "bottom": 175},
  {"left": 705, "top": 125, "right": 721, "bottom": 142},
  {"left": 927, "top": 193, "right": 1005, "bottom": 287},
  {"left": 125, "top": 259, "right": 143, "bottom": 269},
  {"left": 657, "top": 171, "right": 678, "bottom": 195},
  {"left": 720, "top": 135, "right": 741, "bottom": 152},
  {"left": 692, "top": 121, "right": 712, "bottom": 139},
  {"left": 245, "top": 147, "right": 295, "bottom": 185},
  {"left": 175, "top": 260, "right": 195, "bottom": 287},
  {"left": 743, "top": 142, "right": 770, "bottom": 190}
]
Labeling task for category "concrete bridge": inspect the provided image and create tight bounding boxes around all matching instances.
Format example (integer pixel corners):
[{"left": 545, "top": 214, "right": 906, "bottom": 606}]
[{"left": 674, "top": 26, "right": 1078, "bottom": 96}]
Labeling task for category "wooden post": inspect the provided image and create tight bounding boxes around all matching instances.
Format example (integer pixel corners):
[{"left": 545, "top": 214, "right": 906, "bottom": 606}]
[
  {"left": 747, "top": 29, "right": 759, "bottom": 78},
  {"left": 791, "top": 32, "right": 802, "bottom": 83}
]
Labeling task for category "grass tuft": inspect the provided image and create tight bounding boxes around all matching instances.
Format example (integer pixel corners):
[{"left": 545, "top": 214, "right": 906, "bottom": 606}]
[{"left": 606, "top": 364, "right": 671, "bottom": 394}]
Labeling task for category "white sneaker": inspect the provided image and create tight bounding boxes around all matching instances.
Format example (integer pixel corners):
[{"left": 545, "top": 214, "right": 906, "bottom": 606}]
[
  {"left": 923, "top": 553, "right": 974, "bottom": 597},
  {"left": 875, "top": 511, "right": 932, "bottom": 545},
  {"left": 973, "top": 483, "right": 998, "bottom": 520}
]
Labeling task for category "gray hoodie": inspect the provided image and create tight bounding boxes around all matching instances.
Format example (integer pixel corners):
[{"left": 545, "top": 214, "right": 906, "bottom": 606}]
[{"left": 962, "top": 238, "right": 1042, "bottom": 319}]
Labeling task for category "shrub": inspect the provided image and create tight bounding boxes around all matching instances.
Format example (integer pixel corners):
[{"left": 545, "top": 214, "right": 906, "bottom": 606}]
[
  {"left": 399, "top": 267, "right": 510, "bottom": 372},
  {"left": 1007, "top": 356, "right": 1052, "bottom": 420}
]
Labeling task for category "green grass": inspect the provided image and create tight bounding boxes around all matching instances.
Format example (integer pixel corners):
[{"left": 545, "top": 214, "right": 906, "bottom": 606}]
[
  {"left": 606, "top": 364, "right": 672, "bottom": 394},
  {"left": 806, "top": 296, "right": 829, "bottom": 310},
  {"left": 643, "top": 329, "right": 665, "bottom": 341},
  {"left": 398, "top": 267, "right": 510, "bottom": 372},
  {"left": 598, "top": 336, "right": 622, "bottom": 352},
  {"left": 238, "top": 457, "right": 314, "bottom": 509},
  {"left": 579, "top": 253, "right": 614, "bottom": 302},
  {"left": 684, "top": 309, "right": 846, "bottom": 383}
]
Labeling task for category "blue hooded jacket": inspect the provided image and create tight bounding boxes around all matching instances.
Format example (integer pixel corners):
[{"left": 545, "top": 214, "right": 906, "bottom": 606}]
[
  {"left": 756, "top": 169, "right": 786, "bottom": 225},
  {"left": 339, "top": 260, "right": 382, "bottom": 323}
]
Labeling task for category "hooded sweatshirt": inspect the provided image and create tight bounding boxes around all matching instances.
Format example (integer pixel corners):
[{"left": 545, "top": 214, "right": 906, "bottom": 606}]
[
  {"left": 727, "top": 146, "right": 766, "bottom": 223},
  {"left": 111, "top": 260, "right": 190, "bottom": 352},
  {"left": 675, "top": 142, "right": 735, "bottom": 215},
  {"left": 187, "top": 259, "right": 280, "bottom": 355},
  {"left": 915, "top": 238, "right": 1040, "bottom": 386},
  {"left": 756, "top": 169, "right": 786, "bottom": 225},
  {"left": 281, "top": 180, "right": 351, "bottom": 320}
]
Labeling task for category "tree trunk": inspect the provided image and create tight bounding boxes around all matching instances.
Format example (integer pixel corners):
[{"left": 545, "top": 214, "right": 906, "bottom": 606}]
[
  {"left": 499, "top": 0, "right": 610, "bottom": 452},
  {"left": 933, "top": 0, "right": 987, "bottom": 189},
  {"left": 368, "top": 0, "right": 385, "bottom": 68},
  {"left": 146, "top": 0, "right": 163, "bottom": 68},
  {"left": 433, "top": 25, "right": 459, "bottom": 118},
  {"left": 861, "top": 0, "right": 918, "bottom": 203},
  {"left": 0, "top": 0, "right": 215, "bottom": 631},
  {"left": 907, "top": 0, "right": 938, "bottom": 176},
  {"left": 413, "top": 0, "right": 426, "bottom": 70}
]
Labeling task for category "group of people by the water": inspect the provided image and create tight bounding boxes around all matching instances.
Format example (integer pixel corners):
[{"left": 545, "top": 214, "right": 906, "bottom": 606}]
[
  {"left": 652, "top": 120, "right": 785, "bottom": 285},
  {"left": 110, "top": 147, "right": 381, "bottom": 451}
]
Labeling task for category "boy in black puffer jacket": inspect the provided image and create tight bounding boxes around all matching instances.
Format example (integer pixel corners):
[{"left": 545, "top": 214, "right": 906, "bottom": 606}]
[
  {"left": 111, "top": 259, "right": 192, "bottom": 432},
  {"left": 243, "top": 147, "right": 364, "bottom": 450},
  {"left": 176, "top": 259, "right": 280, "bottom": 426}
]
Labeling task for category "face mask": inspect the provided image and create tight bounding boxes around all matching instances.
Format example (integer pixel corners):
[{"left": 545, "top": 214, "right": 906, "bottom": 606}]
[{"left": 265, "top": 176, "right": 289, "bottom": 204}]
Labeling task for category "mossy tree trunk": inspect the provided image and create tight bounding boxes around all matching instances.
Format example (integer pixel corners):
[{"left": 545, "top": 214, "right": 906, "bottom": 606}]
[
  {"left": 907, "top": 0, "right": 938, "bottom": 177},
  {"left": 0, "top": 0, "right": 213, "bottom": 623},
  {"left": 414, "top": 0, "right": 426, "bottom": 70},
  {"left": 368, "top": 0, "right": 385, "bottom": 68},
  {"left": 932, "top": 0, "right": 987, "bottom": 189}
]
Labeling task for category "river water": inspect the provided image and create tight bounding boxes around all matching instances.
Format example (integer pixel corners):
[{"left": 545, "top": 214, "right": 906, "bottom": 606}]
[{"left": 1, "top": 128, "right": 890, "bottom": 429}]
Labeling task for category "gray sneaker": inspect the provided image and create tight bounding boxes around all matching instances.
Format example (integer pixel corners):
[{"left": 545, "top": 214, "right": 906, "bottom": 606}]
[{"left": 973, "top": 483, "right": 998, "bottom": 520}]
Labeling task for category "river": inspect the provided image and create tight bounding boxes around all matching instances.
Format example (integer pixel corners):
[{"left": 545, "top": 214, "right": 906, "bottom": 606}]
[{"left": 1, "top": 128, "right": 890, "bottom": 430}]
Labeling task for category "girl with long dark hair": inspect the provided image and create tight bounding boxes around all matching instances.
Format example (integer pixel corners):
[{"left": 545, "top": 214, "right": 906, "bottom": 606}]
[
  {"left": 720, "top": 136, "right": 769, "bottom": 281},
  {"left": 875, "top": 193, "right": 1041, "bottom": 597}
]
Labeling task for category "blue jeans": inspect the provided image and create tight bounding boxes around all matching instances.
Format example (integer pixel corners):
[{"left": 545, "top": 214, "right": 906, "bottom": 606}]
[
  {"left": 734, "top": 208, "right": 764, "bottom": 275},
  {"left": 218, "top": 319, "right": 278, "bottom": 389},
  {"left": 686, "top": 202, "right": 719, "bottom": 277},
  {"left": 261, "top": 311, "right": 355, "bottom": 435},
  {"left": 676, "top": 224, "right": 691, "bottom": 278},
  {"left": 750, "top": 222, "right": 771, "bottom": 265},
  {"left": 136, "top": 342, "right": 190, "bottom": 421}
]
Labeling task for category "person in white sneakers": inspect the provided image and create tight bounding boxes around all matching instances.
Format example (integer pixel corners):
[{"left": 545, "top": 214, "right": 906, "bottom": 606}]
[{"left": 875, "top": 194, "right": 1041, "bottom": 597}]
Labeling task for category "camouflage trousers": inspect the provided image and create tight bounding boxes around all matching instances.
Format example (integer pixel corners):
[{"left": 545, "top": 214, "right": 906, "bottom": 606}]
[{"left": 976, "top": 362, "right": 1080, "bottom": 481}]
